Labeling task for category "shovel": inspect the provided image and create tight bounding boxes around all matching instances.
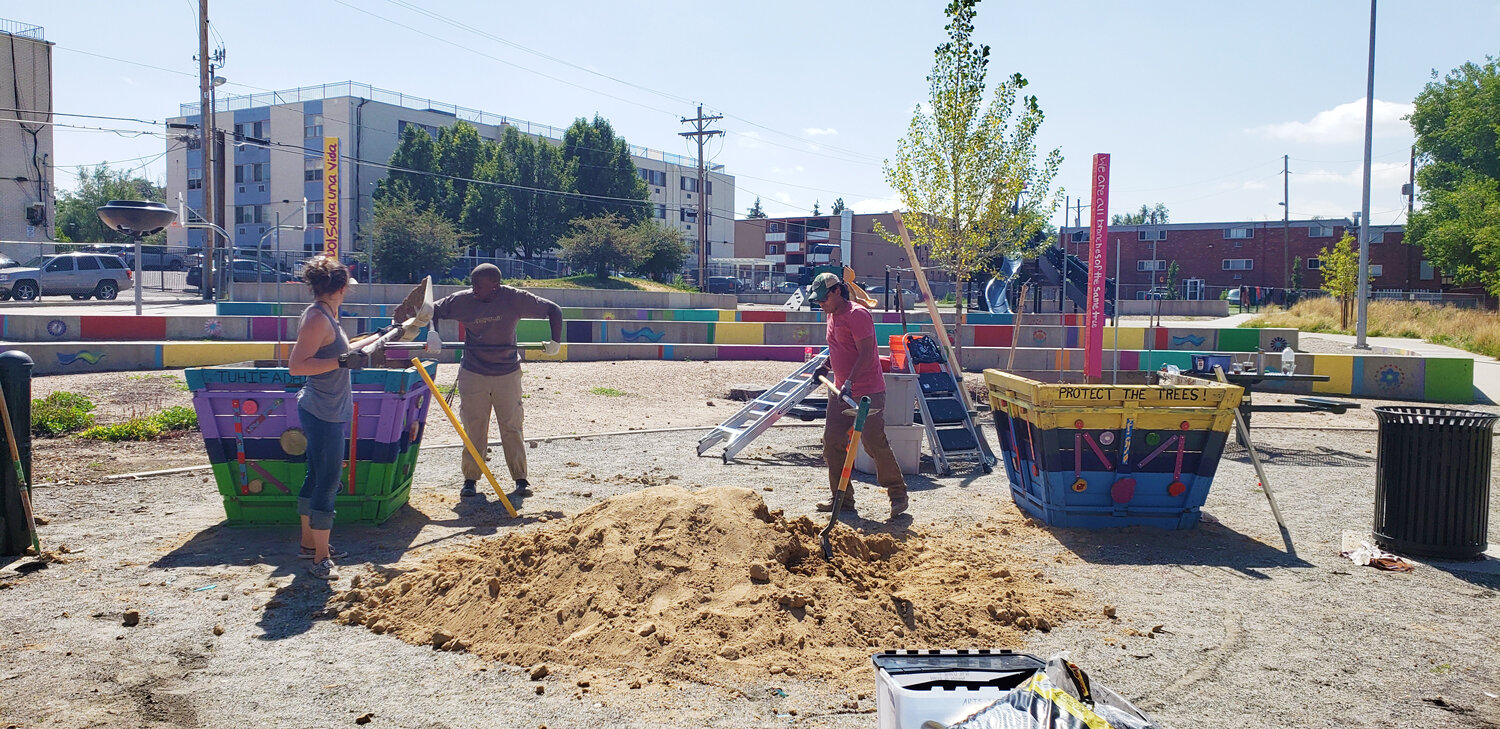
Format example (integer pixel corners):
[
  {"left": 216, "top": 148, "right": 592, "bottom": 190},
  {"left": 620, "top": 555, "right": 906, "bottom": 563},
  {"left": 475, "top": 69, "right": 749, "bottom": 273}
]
[
  {"left": 821, "top": 393, "right": 871, "bottom": 560},
  {"left": 817, "top": 375, "right": 880, "bottom": 417}
]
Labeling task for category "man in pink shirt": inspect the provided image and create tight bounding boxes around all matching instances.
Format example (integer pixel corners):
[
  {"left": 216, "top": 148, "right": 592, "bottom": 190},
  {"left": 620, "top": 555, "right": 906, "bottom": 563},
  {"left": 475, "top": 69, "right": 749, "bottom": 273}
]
[{"left": 808, "top": 271, "right": 909, "bottom": 518}]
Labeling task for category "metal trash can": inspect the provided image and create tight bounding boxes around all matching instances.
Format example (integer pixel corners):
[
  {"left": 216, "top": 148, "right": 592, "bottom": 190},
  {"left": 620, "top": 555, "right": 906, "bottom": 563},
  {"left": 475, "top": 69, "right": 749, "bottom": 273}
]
[{"left": 1373, "top": 407, "right": 1498, "bottom": 560}]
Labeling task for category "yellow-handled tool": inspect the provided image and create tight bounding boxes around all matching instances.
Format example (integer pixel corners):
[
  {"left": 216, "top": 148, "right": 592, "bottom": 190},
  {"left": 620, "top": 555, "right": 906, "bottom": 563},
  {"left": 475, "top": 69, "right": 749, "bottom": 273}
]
[
  {"left": 410, "top": 358, "right": 517, "bottom": 517},
  {"left": 0, "top": 383, "right": 39, "bottom": 553}
]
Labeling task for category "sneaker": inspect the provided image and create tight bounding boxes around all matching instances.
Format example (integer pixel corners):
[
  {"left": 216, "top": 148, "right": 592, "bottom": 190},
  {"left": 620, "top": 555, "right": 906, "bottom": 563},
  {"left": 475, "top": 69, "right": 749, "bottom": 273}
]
[
  {"left": 307, "top": 558, "right": 339, "bottom": 580},
  {"left": 514, "top": 479, "right": 533, "bottom": 496},
  {"left": 298, "top": 545, "right": 349, "bottom": 560},
  {"left": 460, "top": 480, "right": 478, "bottom": 497},
  {"left": 815, "top": 496, "right": 855, "bottom": 513},
  {"left": 889, "top": 494, "right": 910, "bottom": 519}
]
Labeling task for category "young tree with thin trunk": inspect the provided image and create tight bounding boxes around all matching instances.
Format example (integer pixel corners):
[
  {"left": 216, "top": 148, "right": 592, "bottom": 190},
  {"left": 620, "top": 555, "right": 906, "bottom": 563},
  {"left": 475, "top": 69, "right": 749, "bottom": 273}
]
[
  {"left": 879, "top": 0, "right": 1063, "bottom": 334},
  {"left": 1320, "top": 233, "right": 1360, "bottom": 329}
]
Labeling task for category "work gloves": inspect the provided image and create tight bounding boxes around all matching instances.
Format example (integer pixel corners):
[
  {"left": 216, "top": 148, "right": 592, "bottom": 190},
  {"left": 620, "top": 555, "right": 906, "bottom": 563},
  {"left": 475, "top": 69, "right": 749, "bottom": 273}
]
[
  {"left": 543, "top": 340, "right": 561, "bottom": 356},
  {"left": 339, "top": 350, "right": 369, "bottom": 370},
  {"left": 425, "top": 329, "right": 443, "bottom": 354}
]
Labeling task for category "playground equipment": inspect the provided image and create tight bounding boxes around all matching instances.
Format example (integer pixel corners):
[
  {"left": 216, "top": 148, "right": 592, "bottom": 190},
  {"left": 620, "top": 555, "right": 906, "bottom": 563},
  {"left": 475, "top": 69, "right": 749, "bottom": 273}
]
[{"left": 982, "top": 257, "right": 1024, "bottom": 314}]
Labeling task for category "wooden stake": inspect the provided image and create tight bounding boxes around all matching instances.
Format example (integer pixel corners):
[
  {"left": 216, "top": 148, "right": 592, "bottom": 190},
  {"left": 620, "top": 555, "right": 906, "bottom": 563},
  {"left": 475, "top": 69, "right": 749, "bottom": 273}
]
[{"left": 890, "top": 211, "right": 976, "bottom": 412}]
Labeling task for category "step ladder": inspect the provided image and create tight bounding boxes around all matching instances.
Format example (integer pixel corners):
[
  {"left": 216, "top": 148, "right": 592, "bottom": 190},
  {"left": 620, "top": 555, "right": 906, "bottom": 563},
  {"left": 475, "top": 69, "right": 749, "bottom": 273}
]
[
  {"left": 903, "top": 336, "right": 996, "bottom": 476},
  {"left": 697, "top": 349, "right": 830, "bottom": 462}
]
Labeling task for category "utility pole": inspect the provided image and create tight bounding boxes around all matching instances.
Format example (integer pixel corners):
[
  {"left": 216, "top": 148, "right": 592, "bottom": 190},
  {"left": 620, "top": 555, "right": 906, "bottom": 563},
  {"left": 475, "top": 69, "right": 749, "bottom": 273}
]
[
  {"left": 1355, "top": 0, "right": 1377, "bottom": 348},
  {"left": 679, "top": 105, "right": 723, "bottom": 289},
  {"left": 197, "top": 0, "right": 216, "bottom": 300},
  {"left": 1282, "top": 154, "right": 1290, "bottom": 293}
]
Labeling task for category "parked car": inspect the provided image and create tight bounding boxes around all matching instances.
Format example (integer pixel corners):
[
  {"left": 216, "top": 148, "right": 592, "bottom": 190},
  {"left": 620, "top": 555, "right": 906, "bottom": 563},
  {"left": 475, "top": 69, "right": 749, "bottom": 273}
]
[
  {"left": 1226, "top": 288, "right": 1242, "bottom": 306},
  {"left": 187, "top": 259, "right": 299, "bottom": 288},
  {"left": 0, "top": 253, "right": 133, "bottom": 301},
  {"left": 0, "top": 254, "right": 17, "bottom": 270},
  {"left": 776, "top": 281, "right": 802, "bottom": 294},
  {"left": 706, "top": 276, "right": 740, "bottom": 294},
  {"left": 865, "top": 285, "right": 924, "bottom": 302},
  {"left": 120, "top": 245, "right": 186, "bottom": 271}
]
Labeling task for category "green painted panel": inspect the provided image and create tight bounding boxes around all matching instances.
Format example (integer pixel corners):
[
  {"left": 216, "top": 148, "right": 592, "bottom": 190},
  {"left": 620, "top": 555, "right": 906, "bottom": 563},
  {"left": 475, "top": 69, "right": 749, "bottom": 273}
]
[
  {"left": 674, "top": 310, "right": 719, "bottom": 322},
  {"left": 1423, "top": 358, "right": 1474, "bottom": 404},
  {"left": 1216, "top": 328, "right": 1261, "bottom": 352}
]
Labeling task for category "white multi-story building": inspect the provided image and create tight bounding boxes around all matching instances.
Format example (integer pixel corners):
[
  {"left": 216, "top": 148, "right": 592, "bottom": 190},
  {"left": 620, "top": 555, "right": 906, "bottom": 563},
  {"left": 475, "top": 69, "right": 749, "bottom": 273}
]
[
  {"left": 0, "top": 20, "right": 52, "bottom": 243},
  {"left": 164, "top": 81, "right": 734, "bottom": 265}
]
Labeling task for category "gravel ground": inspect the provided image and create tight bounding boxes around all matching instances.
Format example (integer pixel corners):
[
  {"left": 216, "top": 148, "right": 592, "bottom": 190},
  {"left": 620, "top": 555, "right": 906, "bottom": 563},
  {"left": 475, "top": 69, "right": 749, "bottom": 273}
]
[{"left": 5, "top": 363, "right": 1500, "bottom": 728}]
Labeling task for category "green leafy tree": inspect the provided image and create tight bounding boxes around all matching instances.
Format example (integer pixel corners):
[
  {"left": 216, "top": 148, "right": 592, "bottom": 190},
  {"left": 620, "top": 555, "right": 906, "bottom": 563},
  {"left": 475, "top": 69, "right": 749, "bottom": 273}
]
[
  {"left": 460, "top": 139, "right": 508, "bottom": 255},
  {"left": 831, "top": 197, "right": 846, "bottom": 215},
  {"left": 1407, "top": 56, "right": 1500, "bottom": 295},
  {"left": 367, "top": 196, "right": 465, "bottom": 284},
  {"left": 558, "top": 213, "right": 636, "bottom": 280},
  {"left": 1289, "top": 256, "right": 1303, "bottom": 303},
  {"left": 563, "top": 115, "right": 649, "bottom": 224},
  {"left": 747, "top": 197, "right": 767, "bottom": 219},
  {"left": 629, "top": 220, "right": 690, "bottom": 282},
  {"left": 1320, "top": 233, "right": 1360, "bottom": 329},
  {"left": 878, "top": 0, "right": 1063, "bottom": 329},
  {"left": 812, "top": 200, "right": 821, "bottom": 216},
  {"left": 435, "top": 122, "right": 485, "bottom": 225},
  {"left": 1111, "top": 203, "right": 1169, "bottom": 226},
  {"left": 504, "top": 127, "right": 572, "bottom": 258},
  {"left": 374, "top": 124, "right": 441, "bottom": 211},
  {"left": 1165, "top": 260, "right": 1180, "bottom": 300},
  {"left": 54, "top": 165, "right": 166, "bottom": 244}
]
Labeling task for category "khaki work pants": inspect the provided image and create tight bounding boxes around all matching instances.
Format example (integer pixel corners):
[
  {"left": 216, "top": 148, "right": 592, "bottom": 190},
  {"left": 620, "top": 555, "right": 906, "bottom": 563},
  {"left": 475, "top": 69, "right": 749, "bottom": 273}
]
[
  {"left": 457, "top": 367, "right": 527, "bottom": 482},
  {"left": 823, "top": 391, "right": 907, "bottom": 504}
]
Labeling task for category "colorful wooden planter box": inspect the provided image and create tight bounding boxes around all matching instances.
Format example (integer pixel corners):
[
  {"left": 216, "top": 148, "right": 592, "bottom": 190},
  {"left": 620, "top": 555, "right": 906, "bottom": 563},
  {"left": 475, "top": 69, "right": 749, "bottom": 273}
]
[
  {"left": 185, "top": 360, "right": 437, "bottom": 526},
  {"left": 984, "top": 369, "right": 1243, "bottom": 530}
]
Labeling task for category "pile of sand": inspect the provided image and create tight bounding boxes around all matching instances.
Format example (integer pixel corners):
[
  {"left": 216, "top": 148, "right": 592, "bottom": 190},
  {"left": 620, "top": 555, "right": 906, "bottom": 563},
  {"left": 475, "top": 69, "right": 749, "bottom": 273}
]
[{"left": 335, "top": 486, "right": 1079, "bottom": 682}]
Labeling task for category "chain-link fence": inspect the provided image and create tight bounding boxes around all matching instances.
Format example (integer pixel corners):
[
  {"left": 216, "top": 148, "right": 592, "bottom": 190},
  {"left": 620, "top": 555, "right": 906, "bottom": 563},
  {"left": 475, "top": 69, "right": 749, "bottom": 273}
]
[{"left": 0, "top": 240, "right": 196, "bottom": 297}]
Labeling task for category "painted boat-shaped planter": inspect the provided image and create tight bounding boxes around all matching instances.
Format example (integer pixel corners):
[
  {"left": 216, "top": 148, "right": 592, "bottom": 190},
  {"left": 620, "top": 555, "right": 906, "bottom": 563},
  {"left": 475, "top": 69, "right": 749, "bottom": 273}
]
[
  {"left": 185, "top": 360, "right": 437, "bottom": 526},
  {"left": 984, "top": 370, "right": 1243, "bottom": 530}
]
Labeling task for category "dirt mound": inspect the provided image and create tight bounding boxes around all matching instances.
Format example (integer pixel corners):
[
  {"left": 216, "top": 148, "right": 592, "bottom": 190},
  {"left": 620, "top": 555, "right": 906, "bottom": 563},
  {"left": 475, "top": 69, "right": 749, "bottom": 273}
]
[{"left": 335, "top": 486, "right": 1080, "bottom": 683}]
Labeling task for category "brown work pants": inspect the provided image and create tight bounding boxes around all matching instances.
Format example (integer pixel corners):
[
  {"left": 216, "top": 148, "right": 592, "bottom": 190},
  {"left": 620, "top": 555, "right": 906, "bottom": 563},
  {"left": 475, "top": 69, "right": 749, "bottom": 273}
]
[
  {"left": 823, "top": 391, "right": 907, "bottom": 503},
  {"left": 457, "top": 367, "right": 527, "bottom": 483}
]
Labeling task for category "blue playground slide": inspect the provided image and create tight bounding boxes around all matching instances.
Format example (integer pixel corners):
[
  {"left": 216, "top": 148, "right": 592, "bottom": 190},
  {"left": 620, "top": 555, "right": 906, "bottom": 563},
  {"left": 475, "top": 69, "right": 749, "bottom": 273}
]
[{"left": 983, "top": 257, "right": 1023, "bottom": 314}]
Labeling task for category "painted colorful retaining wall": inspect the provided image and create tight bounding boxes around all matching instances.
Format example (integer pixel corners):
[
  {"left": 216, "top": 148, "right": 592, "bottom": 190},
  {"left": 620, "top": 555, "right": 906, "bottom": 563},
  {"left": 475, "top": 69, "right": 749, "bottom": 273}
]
[{"left": 16, "top": 340, "right": 1472, "bottom": 404}]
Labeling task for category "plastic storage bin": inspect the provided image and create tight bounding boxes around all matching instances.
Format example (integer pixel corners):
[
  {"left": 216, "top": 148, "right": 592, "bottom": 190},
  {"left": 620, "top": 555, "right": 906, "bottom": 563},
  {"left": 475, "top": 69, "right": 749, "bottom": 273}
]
[
  {"left": 985, "top": 369, "right": 1242, "bottom": 530},
  {"left": 854, "top": 423, "right": 924, "bottom": 476},
  {"left": 883, "top": 372, "right": 918, "bottom": 427},
  {"left": 873, "top": 649, "right": 1045, "bottom": 729},
  {"left": 186, "top": 360, "right": 437, "bottom": 526}
]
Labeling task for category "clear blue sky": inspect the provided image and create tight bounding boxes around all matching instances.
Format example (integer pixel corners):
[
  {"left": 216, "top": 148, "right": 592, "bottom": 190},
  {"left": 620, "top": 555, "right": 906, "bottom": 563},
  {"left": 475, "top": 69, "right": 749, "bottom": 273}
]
[{"left": 24, "top": 0, "right": 1500, "bottom": 230}]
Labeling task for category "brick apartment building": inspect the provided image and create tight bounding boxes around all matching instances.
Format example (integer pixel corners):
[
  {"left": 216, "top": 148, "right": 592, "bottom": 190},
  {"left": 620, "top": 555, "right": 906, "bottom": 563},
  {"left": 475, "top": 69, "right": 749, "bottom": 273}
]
[
  {"left": 733, "top": 211, "right": 952, "bottom": 288},
  {"left": 1057, "top": 219, "right": 1436, "bottom": 301}
]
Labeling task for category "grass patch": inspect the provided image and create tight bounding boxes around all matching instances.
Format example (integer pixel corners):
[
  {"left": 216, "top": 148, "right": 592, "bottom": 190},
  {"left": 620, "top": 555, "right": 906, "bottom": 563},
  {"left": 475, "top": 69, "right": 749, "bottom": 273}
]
[
  {"left": 128, "top": 373, "right": 190, "bottom": 391},
  {"left": 1243, "top": 299, "right": 1500, "bottom": 358},
  {"left": 79, "top": 405, "right": 198, "bottom": 442},
  {"left": 505, "top": 275, "right": 690, "bottom": 293},
  {"left": 589, "top": 386, "right": 627, "bottom": 397},
  {"left": 31, "top": 392, "right": 97, "bottom": 436}
]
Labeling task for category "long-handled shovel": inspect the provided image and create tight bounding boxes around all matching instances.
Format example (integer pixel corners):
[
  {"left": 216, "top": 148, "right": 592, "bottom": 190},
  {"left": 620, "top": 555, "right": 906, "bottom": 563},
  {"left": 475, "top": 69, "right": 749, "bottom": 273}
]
[
  {"left": 820, "top": 394, "right": 871, "bottom": 560},
  {"left": 410, "top": 358, "right": 518, "bottom": 518},
  {"left": 1213, "top": 365, "right": 1292, "bottom": 553},
  {"left": 0, "top": 384, "right": 40, "bottom": 554}
]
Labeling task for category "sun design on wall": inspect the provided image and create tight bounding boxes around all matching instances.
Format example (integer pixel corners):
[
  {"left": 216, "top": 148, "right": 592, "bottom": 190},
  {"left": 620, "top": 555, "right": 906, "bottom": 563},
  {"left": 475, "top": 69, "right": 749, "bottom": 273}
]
[
  {"left": 1376, "top": 365, "right": 1404, "bottom": 389},
  {"left": 1269, "top": 336, "right": 1289, "bottom": 351}
]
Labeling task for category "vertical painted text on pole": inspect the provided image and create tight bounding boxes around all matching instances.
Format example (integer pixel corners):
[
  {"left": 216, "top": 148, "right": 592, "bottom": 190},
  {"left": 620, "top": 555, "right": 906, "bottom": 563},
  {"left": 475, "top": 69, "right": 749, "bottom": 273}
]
[
  {"left": 1085, "top": 153, "right": 1111, "bottom": 379},
  {"left": 323, "top": 137, "right": 340, "bottom": 261}
]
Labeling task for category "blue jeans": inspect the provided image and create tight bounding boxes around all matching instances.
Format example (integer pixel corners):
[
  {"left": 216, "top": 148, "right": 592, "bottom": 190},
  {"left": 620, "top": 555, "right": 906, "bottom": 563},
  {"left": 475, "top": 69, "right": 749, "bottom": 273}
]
[{"left": 297, "top": 405, "right": 346, "bottom": 530}]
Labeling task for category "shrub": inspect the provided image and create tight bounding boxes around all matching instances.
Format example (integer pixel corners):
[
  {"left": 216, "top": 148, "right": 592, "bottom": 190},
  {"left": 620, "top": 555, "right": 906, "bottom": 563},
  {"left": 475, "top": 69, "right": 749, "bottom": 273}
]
[
  {"left": 31, "top": 392, "right": 96, "bottom": 436},
  {"left": 80, "top": 419, "right": 163, "bottom": 442},
  {"left": 153, "top": 406, "right": 198, "bottom": 431}
]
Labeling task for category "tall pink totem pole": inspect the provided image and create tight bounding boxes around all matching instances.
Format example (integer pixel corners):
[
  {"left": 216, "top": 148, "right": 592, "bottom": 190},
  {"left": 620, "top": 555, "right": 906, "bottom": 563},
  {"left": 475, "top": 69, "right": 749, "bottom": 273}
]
[{"left": 1085, "top": 153, "right": 1110, "bottom": 380}]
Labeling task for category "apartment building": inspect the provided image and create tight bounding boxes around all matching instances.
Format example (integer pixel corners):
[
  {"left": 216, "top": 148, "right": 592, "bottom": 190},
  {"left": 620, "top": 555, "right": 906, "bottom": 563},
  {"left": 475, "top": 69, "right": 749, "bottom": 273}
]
[
  {"left": 0, "top": 20, "right": 52, "bottom": 242},
  {"left": 165, "top": 82, "right": 734, "bottom": 260},
  {"left": 733, "top": 210, "right": 948, "bottom": 285}
]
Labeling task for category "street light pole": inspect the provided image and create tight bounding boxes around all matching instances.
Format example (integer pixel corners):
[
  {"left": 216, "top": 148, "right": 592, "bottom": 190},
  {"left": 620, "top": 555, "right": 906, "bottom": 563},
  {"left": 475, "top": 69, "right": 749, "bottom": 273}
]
[{"left": 1354, "top": 0, "right": 1377, "bottom": 349}]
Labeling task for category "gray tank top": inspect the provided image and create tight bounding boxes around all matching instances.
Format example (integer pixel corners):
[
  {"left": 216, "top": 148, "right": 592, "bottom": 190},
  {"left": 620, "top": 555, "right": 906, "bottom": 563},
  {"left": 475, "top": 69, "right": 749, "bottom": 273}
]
[{"left": 296, "top": 301, "right": 352, "bottom": 423}]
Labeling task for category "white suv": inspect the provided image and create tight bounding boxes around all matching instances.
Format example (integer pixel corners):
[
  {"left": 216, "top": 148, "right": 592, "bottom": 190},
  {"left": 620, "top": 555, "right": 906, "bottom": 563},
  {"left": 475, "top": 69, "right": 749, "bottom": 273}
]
[{"left": 0, "top": 253, "right": 135, "bottom": 301}]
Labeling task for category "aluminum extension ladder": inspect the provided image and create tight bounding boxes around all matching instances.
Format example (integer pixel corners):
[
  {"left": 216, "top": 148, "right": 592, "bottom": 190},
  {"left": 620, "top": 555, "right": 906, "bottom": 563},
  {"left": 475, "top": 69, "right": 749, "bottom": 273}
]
[
  {"left": 697, "top": 349, "right": 830, "bottom": 462},
  {"left": 905, "top": 338, "right": 996, "bottom": 476}
]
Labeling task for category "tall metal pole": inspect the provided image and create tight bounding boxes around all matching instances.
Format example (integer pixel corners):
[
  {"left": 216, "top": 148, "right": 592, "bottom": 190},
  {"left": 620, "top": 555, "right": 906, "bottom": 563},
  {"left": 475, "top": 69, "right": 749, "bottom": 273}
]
[
  {"left": 1282, "top": 154, "right": 1290, "bottom": 293},
  {"left": 679, "top": 105, "right": 723, "bottom": 289},
  {"left": 1354, "top": 0, "right": 1377, "bottom": 348},
  {"left": 198, "top": 0, "right": 216, "bottom": 301}
]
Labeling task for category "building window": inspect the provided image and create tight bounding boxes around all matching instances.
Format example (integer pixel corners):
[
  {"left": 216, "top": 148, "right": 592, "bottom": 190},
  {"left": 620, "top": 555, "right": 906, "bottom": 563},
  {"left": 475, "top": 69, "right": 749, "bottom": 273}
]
[
  {"left": 1223, "top": 227, "right": 1254, "bottom": 239},
  {"left": 1420, "top": 260, "right": 1435, "bottom": 280},
  {"left": 307, "top": 211, "right": 324, "bottom": 225},
  {"left": 768, "top": 244, "right": 779, "bottom": 254},
  {"left": 768, "top": 222, "right": 783, "bottom": 233},
  {"left": 1136, "top": 260, "right": 1167, "bottom": 272},
  {"left": 1309, "top": 224, "right": 1334, "bottom": 237},
  {"left": 235, "top": 205, "right": 269, "bottom": 225},
  {"left": 1369, "top": 264, "right": 1383, "bottom": 277},
  {"left": 233, "top": 121, "right": 268, "bottom": 141},
  {"left": 638, "top": 169, "right": 666, "bottom": 187},
  {"left": 680, "top": 177, "right": 699, "bottom": 193},
  {"left": 1137, "top": 230, "right": 1166, "bottom": 241},
  {"left": 234, "top": 163, "right": 266, "bottom": 183},
  {"left": 653, "top": 204, "right": 666, "bottom": 219},
  {"left": 1070, "top": 230, "right": 1088, "bottom": 243},
  {"left": 680, "top": 207, "right": 697, "bottom": 224},
  {"left": 304, "top": 157, "right": 323, "bottom": 182},
  {"left": 187, "top": 168, "right": 203, "bottom": 190},
  {"left": 1222, "top": 259, "right": 1253, "bottom": 271},
  {"left": 397, "top": 120, "right": 439, "bottom": 138},
  {"left": 1306, "top": 257, "right": 1323, "bottom": 270},
  {"left": 304, "top": 113, "right": 323, "bottom": 139}
]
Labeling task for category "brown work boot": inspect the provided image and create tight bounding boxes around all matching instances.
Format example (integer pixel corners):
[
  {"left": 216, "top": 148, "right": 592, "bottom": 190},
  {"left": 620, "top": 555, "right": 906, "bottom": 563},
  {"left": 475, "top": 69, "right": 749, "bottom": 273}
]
[
  {"left": 888, "top": 494, "right": 909, "bottom": 519},
  {"left": 815, "top": 493, "right": 856, "bottom": 513}
]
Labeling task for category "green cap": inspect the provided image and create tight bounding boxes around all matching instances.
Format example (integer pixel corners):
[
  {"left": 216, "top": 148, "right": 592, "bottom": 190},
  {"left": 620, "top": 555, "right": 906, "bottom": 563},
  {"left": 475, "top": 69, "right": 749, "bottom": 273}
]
[{"left": 807, "top": 271, "right": 842, "bottom": 302}]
